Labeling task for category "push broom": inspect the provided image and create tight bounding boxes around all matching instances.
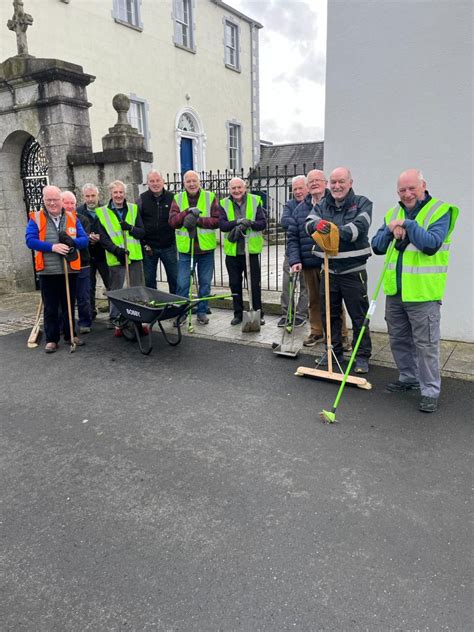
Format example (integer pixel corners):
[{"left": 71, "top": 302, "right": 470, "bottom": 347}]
[{"left": 320, "top": 239, "right": 395, "bottom": 423}]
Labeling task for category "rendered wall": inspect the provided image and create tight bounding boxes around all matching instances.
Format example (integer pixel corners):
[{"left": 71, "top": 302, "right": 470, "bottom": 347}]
[
  {"left": 324, "top": 0, "right": 473, "bottom": 341},
  {"left": 0, "top": 0, "right": 256, "bottom": 174}
]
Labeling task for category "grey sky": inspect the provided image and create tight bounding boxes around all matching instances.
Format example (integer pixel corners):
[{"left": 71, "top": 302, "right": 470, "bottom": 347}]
[{"left": 231, "top": 0, "right": 327, "bottom": 144}]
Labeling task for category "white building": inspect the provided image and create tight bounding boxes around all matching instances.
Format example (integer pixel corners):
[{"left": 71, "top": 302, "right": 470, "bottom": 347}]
[
  {"left": 0, "top": 0, "right": 262, "bottom": 175},
  {"left": 324, "top": 0, "right": 473, "bottom": 341}
]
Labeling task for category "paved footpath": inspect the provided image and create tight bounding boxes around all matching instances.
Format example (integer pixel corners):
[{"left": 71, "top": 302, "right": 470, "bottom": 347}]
[{"left": 1, "top": 322, "right": 472, "bottom": 631}]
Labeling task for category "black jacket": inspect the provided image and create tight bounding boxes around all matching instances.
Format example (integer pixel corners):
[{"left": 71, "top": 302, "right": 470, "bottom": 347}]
[
  {"left": 138, "top": 189, "right": 175, "bottom": 249},
  {"left": 287, "top": 194, "right": 324, "bottom": 269},
  {"left": 77, "top": 203, "right": 107, "bottom": 263}
]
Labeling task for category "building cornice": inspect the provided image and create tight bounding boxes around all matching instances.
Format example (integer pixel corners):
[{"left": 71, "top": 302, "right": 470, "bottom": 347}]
[{"left": 210, "top": 0, "right": 263, "bottom": 28}]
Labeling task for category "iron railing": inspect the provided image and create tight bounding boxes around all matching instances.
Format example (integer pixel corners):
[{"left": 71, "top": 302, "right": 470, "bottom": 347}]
[{"left": 163, "top": 164, "right": 319, "bottom": 292}]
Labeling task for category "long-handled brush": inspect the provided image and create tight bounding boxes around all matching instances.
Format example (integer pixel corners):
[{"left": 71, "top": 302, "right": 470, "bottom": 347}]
[
  {"left": 320, "top": 240, "right": 395, "bottom": 423},
  {"left": 187, "top": 239, "right": 195, "bottom": 333}
]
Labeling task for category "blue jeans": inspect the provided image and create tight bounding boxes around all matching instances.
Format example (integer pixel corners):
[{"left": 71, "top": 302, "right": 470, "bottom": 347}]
[
  {"left": 142, "top": 244, "right": 178, "bottom": 294},
  {"left": 176, "top": 251, "right": 214, "bottom": 315},
  {"left": 76, "top": 266, "right": 92, "bottom": 327}
]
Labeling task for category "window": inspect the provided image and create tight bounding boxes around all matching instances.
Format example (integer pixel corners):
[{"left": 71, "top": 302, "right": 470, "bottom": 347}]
[
  {"left": 224, "top": 19, "right": 240, "bottom": 70},
  {"left": 112, "top": 0, "right": 143, "bottom": 30},
  {"left": 128, "top": 96, "right": 150, "bottom": 148},
  {"left": 173, "top": 0, "right": 195, "bottom": 51},
  {"left": 228, "top": 123, "right": 242, "bottom": 171}
]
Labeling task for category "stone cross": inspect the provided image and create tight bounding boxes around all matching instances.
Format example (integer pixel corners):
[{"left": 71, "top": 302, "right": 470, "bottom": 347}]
[{"left": 7, "top": 0, "right": 34, "bottom": 57}]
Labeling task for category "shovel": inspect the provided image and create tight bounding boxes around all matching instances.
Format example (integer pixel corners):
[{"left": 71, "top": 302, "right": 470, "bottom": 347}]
[
  {"left": 241, "top": 232, "right": 261, "bottom": 333},
  {"left": 272, "top": 271, "right": 300, "bottom": 357}
]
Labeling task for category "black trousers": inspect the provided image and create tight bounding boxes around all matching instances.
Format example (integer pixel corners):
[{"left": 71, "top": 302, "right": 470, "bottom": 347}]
[
  {"left": 320, "top": 269, "right": 371, "bottom": 358},
  {"left": 90, "top": 257, "right": 110, "bottom": 315},
  {"left": 40, "top": 273, "right": 78, "bottom": 343},
  {"left": 226, "top": 254, "right": 263, "bottom": 317}
]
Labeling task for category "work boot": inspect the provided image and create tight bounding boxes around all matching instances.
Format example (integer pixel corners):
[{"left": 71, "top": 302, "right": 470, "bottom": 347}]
[
  {"left": 386, "top": 380, "right": 420, "bottom": 392},
  {"left": 419, "top": 396, "right": 438, "bottom": 413},
  {"left": 303, "top": 333, "right": 324, "bottom": 347},
  {"left": 354, "top": 358, "right": 369, "bottom": 374},
  {"left": 197, "top": 313, "right": 209, "bottom": 325}
]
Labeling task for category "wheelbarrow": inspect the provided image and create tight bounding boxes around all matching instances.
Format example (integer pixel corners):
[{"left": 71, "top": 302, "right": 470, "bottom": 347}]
[{"left": 107, "top": 287, "right": 192, "bottom": 355}]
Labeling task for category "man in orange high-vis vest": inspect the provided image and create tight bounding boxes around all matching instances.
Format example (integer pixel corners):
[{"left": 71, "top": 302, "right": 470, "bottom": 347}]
[{"left": 25, "top": 185, "right": 88, "bottom": 353}]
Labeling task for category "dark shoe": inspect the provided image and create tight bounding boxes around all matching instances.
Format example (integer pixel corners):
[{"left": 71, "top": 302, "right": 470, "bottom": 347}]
[
  {"left": 206, "top": 307, "right": 212, "bottom": 314},
  {"left": 316, "top": 353, "right": 345, "bottom": 369},
  {"left": 419, "top": 396, "right": 438, "bottom": 413},
  {"left": 294, "top": 316, "right": 307, "bottom": 327},
  {"left": 231, "top": 316, "right": 242, "bottom": 326},
  {"left": 342, "top": 336, "right": 352, "bottom": 352},
  {"left": 386, "top": 380, "right": 420, "bottom": 392},
  {"left": 354, "top": 358, "right": 369, "bottom": 374},
  {"left": 197, "top": 313, "right": 209, "bottom": 325},
  {"left": 277, "top": 316, "right": 287, "bottom": 328},
  {"left": 107, "top": 318, "right": 117, "bottom": 330},
  {"left": 303, "top": 333, "right": 324, "bottom": 347},
  {"left": 260, "top": 317, "right": 266, "bottom": 325},
  {"left": 44, "top": 342, "right": 58, "bottom": 354},
  {"left": 173, "top": 313, "right": 187, "bottom": 328}
]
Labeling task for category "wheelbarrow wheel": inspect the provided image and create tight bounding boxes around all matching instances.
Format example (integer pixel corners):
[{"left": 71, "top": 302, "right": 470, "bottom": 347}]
[{"left": 118, "top": 316, "right": 137, "bottom": 341}]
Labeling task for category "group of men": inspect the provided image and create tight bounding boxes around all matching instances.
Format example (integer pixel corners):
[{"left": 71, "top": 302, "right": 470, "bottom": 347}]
[
  {"left": 281, "top": 166, "right": 458, "bottom": 413},
  {"left": 25, "top": 166, "right": 457, "bottom": 414}
]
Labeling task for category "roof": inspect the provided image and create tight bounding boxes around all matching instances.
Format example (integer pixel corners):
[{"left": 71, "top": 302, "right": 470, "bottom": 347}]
[
  {"left": 211, "top": 1, "right": 263, "bottom": 28},
  {"left": 253, "top": 141, "right": 324, "bottom": 176}
]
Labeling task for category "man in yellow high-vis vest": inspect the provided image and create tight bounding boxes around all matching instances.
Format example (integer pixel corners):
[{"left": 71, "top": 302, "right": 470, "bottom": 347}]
[
  {"left": 219, "top": 177, "right": 266, "bottom": 326},
  {"left": 372, "top": 169, "right": 459, "bottom": 413},
  {"left": 96, "top": 180, "right": 145, "bottom": 335},
  {"left": 168, "top": 170, "right": 220, "bottom": 325}
]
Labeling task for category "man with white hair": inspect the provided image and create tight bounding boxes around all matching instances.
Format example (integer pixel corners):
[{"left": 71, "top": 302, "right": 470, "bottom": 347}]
[
  {"left": 137, "top": 170, "right": 177, "bottom": 293},
  {"left": 77, "top": 183, "right": 110, "bottom": 322},
  {"left": 62, "top": 190, "right": 92, "bottom": 334},
  {"left": 169, "top": 170, "right": 220, "bottom": 325},
  {"left": 219, "top": 177, "right": 266, "bottom": 325},
  {"left": 372, "top": 169, "right": 459, "bottom": 413},
  {"left": 96, "top": 180, "right": 145, "bottom": 334},
  {"left": 25, "top": 185, "right": 88, "bottom": 353}
]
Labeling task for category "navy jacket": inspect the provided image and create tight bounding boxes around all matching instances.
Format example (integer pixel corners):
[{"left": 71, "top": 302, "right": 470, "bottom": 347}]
[{"left": 287, "top": 194, "right": 322, "bottom": 269}]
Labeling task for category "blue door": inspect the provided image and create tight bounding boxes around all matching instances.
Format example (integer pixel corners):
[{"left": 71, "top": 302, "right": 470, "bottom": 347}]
[{"left": 180, "top": 138, "right": 194, "bottom": 174}]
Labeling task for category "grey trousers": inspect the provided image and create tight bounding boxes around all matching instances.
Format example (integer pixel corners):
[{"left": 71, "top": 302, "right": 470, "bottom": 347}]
[
  {"left": 385, "top": 295, "right": 442, "bottom": 398},
  {"left": 280, "top": 254, "right": 308, "bottom": 318},
  {"left": 109, "top": 260, "right": 144, "bottom": 320}
]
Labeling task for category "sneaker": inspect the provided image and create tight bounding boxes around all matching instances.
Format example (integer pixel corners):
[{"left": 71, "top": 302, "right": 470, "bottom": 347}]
[
  {"left": 354, "top": 358, "right": 369, "bottom": 374},
  {"left": 79, "top": 326, "right": 91, "bottom": 334},
  {"left": 277, "top": 316, "right": 287, "bottom": 328},
  {"left": 231, "top": 316, "right": 242, "bottom": 326},
  {"left": 342, "top": 336, "right": 352, "bottom": 352},
  {"left": 419, "top": 396, "right": 438, "bottom": 413},
  {"left": 303, "top": 333, "right": 324, "bottom": 347},
  {"left": 386, "top": 380, "right": 420, "bottom": 392},
  {"left": 294, "top": 316, "right": 307, "bottom": 327},
  {"left": 44, "top": 342, "right": 58, "bottom": 354},
  {"left": 197, "top": 313, "right": 209, "bottom": 325},
  {"left": 114, "top": 327, "right": 123, "bottom": 337}
]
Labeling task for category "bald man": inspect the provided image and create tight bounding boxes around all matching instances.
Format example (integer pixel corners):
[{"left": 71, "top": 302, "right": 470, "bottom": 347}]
[
  {"left": 25, "top": 185, "right": 88, "bottom": 352},
  {"left": 372, "top": 169, "right": 459, "bottom": 413},
  {"left": 306, "top": 167, "right": 373, "bottom": 373},
  {"left": 219, "top": 177, "right": 266, "bottom": 325}
]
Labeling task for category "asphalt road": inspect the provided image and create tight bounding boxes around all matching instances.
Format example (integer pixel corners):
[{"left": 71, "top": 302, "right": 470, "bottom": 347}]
[{"left": 1, "top": 324, "right": 472, "bottom": 631}]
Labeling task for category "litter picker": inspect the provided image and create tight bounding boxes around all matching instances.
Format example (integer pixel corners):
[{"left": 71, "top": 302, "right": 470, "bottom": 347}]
[
  {"left": 242, "top": 232, "right": 261, "bottom": 333},
  {"left": 27, "top": 296, "right": 43, "bottom": 348},
  {"left": 320, "top": 240, "right": 396, "bottom": 423},
  {"left": 272, "top": 271, "right": 301, "bottom": 358}
]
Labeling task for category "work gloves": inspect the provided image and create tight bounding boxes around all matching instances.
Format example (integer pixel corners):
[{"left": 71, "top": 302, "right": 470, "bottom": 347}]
[
  {"left": 236, "top": 218, "right": 252, "bottom": 229},
  {"left": 58, "top": 231, "right": 79, "bottom": 262},
  {"left": 227, "top": 225, "right": 246, "bottom": 243},
  {"left": 316, "top": 220, "right": 331, "bottom": 234},
  {"left": 113, "top": 246, "right": 129, "bottom": 265},
  {"left": 183, "top": 213, "right": 198, "bottom": 230},
  {"left": 119, "top": 220, "right": 133, "bottom": 232},
  {"left": 189, "top": 207, "right": 201, "bottom": 218}
]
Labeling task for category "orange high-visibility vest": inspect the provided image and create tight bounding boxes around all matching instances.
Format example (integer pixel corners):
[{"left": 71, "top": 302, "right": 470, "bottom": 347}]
[{"left": 29, "top": 210, "right": 81, "bottom": 271}]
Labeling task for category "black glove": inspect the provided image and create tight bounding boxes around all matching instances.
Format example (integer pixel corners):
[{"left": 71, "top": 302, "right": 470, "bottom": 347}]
[
  {"left": 183, "top": 213, "right": 198, "bottom": 230},
  {"left": 59, "top": 231, "right": 76, "bottom": 248},
  {"left": 189, "top": 207, "right": 201, "bottom": 218},
  {"left": 395, "top": 236, "right": 410, "bottom": 252},
  {"left": 237, "top": 218, "right": 252, "bottom": 229},
  {"left": 114, "top": 246, "right": 129, "bottom": 265},
  {"left": 119, "top": 220, "right": 133, "bottom": 232}
]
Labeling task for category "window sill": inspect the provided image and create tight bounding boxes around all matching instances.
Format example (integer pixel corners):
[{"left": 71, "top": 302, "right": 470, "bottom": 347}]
[
  {"left": 113, "top": 17, "right": 143, "bottom": 32},
  {"left": 225, "top": 63, "right": 241, "bottom": 73},
  {"left": 174, "top": 42, "right": 196, "bottom": 54}
]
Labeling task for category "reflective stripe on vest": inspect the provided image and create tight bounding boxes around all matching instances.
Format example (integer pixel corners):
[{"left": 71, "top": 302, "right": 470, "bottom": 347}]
[
  {"left": 383, "top": 198, "right": 459, "bottom": 301},
  {"left": 312, "top": 246, "right": 372, "bottom": 260},
  {"left": 220, "top": 194, "right": 264, "bottom": 256},
  {"left": 96, "top": 204, "right": 142, "bottom": 267},
  {"left": 174, "top": 190, "right": 217, "bottom": 253},
  {"left": 29, "top": 209, "right": 81, "bottom": 271}
]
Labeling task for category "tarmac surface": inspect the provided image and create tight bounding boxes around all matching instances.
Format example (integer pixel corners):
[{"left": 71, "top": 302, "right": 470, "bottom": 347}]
[{"left": 1, "top": 323, "right": 472, "bottom": 631}]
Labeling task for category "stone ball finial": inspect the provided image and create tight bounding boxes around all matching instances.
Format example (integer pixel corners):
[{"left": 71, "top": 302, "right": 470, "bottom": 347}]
[{"left": 112, "top": 93, "right": 130, "bottom": 126}]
